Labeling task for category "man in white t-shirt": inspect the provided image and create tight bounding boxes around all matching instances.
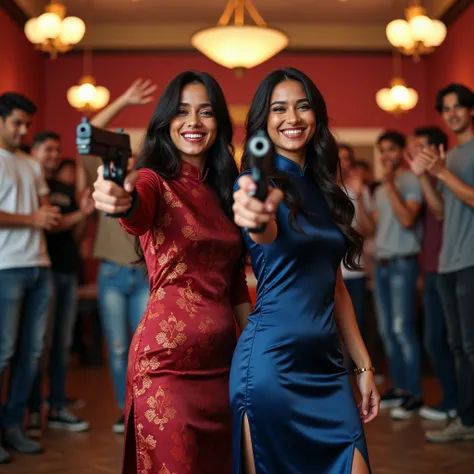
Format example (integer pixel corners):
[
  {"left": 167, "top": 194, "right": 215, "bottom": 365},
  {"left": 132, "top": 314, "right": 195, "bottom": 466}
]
[{"left": 0, "top": 92, "right": 61, "bottom": 463}]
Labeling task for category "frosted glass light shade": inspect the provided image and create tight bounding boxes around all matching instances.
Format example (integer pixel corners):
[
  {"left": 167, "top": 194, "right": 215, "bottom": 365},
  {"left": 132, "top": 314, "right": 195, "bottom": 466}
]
[
  {"left": 24, "top": 18, "right": 48, "bottom": 44},
  {"left": 408, "top": 15, "right": 433, "bottom": 41},
  {"left": 59, "top": 17, "right": 86, "bottom": 44},
  {"left": 424, "top": 20, "right": 447, "bottom": 47},
  {"left": 191, "top": 25, "right": 288, "bottom": 70},
  {"left": 90, "top": 86, "right": 110, "bottom": 109},
  {"left": 386, "top": 20, "right": 412, "bottom": 48},
  {"left": 37, "top": 13, "right": 62, "bottom": 39},
  {"left": 376, "top": 88, "right": 396, "bottom": 112},
  {"left": 67, "top": 86, "right": 86, "bottom": 108}
]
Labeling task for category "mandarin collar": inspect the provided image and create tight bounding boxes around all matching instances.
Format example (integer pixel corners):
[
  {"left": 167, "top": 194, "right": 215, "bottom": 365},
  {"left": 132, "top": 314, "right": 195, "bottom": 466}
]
[
  {"left": 181, "top": 160, "right": 208, "bottom": 182},
  {"left": 274, "top": 154, "right": 310, "bottom": 178}
]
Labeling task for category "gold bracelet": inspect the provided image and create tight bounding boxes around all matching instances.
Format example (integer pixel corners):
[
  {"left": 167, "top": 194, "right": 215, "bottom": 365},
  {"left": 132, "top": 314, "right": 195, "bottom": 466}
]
[{"left": 354, "top": 366, "right": 375, "bottom": 376}]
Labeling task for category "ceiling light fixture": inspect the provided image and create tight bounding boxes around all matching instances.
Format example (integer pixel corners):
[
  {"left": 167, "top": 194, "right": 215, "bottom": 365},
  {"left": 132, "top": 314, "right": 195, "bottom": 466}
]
[
  {"left": 386, "top": 0, "right": 446, "bottom": 61},
  {"left": 24, "top": 1, "right": 86, "bottom": 59},
  {"left": 67, "top": 51, "right": 110, "bottom": 113},
  {"left": 375, "top": 53, "right": 418, "bottom": 115},
  {"left": 190, "top": 0, "right": 289, "bottom": 75}
]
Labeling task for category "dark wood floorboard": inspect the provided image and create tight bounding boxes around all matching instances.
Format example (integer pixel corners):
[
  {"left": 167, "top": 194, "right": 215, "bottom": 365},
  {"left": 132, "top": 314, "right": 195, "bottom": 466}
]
[{"left": 1, "top": 368, "right": 473, "bottom": 473}]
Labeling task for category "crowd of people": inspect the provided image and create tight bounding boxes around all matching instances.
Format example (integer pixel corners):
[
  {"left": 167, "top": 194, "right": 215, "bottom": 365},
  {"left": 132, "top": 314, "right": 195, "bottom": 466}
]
[{"left": 0, "top": 69, "right": 473, "bottom": 473}]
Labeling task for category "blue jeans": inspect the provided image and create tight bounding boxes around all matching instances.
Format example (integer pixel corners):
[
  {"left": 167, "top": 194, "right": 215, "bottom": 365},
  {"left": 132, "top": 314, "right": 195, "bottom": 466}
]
[
  {"left": 0, "top": 267, "right": 52, "bottom": 428},
  {"left": 344, "top": 276, "right": 367, "bottom": 340},
  {"left": 98, "top": 261, "right": 149, "bottom": 409},
  {"left": 438, "top": 267, "right": 474, "bottom": 426},
  {"left": 373, "top": 257, "right": 422, "bottom": 396},
  {"left": 29, "top": 271, "right": 78, "bottom": 412},
  {"left": 423, "top": 272, "right": 457, "bottom": 410}
]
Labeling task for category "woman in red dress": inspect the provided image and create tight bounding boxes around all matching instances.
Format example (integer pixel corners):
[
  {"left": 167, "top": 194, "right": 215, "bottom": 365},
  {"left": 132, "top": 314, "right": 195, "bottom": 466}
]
[{"left": 92, "top": 71, "right": 252, "bottom": 474}]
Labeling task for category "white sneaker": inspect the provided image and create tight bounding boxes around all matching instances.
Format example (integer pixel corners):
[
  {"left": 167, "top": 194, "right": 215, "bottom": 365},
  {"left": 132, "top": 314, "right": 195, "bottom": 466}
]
[
  {"left": 420, "top": 405, "right": 457, "bottom": 422},
  {"left": 48, "top": 408, "right": 90, "bottom": 432}
]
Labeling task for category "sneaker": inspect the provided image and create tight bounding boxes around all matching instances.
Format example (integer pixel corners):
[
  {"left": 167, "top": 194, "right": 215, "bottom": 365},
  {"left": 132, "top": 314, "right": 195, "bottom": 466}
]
[
  {"left": 46, "top": 397, "right": 86, "bottom": 410},
  {"left": 3, "top": 425, "right": 42, "bottom": 454},
  {"left": 379, "top": 388, "right": 406, "bottom": 409},
  {"left": 420, "top": 404, "right": 457, "bottom": 422},
  {"left": 26, "top": 412, "right": 42, "bottom": 438},
  {"left": 113, "top": 415, "right": 125, "bottom": 434},
  {"left": 391, "top": 396, "right": 423, "bottom": 419},
  {"left": 0, "top": 444, "right": 11, "bottom": 464},
  {"left": 48, "top": 408, "right": 90, "bottom": 432},
  {"left": 425, "top": 417, "right": 474, "bottom": 443}
]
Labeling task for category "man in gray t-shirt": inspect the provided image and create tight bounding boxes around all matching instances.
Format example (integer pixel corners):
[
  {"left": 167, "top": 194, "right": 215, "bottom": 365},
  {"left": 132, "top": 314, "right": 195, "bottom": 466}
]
[
  {"left": 372, "top": 131, "right": 424, "bottom": 420},
  {"left": 412, "top": 83, "right": 474, "bottom": 443}
]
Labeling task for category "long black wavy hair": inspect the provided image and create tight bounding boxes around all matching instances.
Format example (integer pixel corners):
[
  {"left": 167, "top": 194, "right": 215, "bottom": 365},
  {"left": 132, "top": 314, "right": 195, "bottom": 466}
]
[
  {"left": 133, "top": 70, "right": 239, "bottom": 264},
  {"left": 241, "top": 67, "right": 363, "bottom": 270}
]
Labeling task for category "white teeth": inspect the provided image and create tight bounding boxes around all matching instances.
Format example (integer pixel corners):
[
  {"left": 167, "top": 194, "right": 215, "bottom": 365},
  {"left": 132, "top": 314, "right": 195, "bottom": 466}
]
[
  {"left": 183, "top": 133, "right": 204, "bottom": 139},
  {"left": 282, "top": 129, "right": 303, "bottom": 136}
]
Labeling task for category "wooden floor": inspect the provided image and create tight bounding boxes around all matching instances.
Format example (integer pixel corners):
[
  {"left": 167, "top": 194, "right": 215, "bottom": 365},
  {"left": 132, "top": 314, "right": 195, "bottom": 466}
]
[{"left": 1, "top": 367, "right": 473, "bottom": 474}]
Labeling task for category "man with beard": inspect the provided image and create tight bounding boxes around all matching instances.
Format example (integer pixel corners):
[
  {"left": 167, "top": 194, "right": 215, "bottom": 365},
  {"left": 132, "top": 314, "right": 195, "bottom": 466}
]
[
  {"left": 407, "top": 83, "right": 474, "bottom": 443},
  {"left": 371, "top": 131, "right": 424, "bottom": 419}
]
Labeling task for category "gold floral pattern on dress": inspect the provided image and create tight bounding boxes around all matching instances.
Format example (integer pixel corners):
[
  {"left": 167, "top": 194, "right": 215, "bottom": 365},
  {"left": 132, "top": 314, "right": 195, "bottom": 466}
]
[
  {"left": 181, "top": 214, "right": 204, "bottom": 243},
  {"left": 159, "top": 464, "right": 177, "bottom": 474},
  {"left": 136, "top": 423, "right": 157, "bottom": 474},
  {"left": 156, "top": 313, "right": 187, "bottom": 354},
  {"left": 176, "top": 279, "right": 202, "bottom": 318},
  {"left": 159, "top": 242, "right": 188, "bottom": 283},
  {"left": 198, "top": 317, "right": 217, "bottom": 353},
  {"left": 148, "top": 289, "right": 166, "bottom": 319},
  {"left": 198, "top": 241, "right": 218, "bottom": 274},
  {"left": 150, "top": 213, "right": 172, "bottom": 255},
  {"left": 163, "top": 182, "right": 183, "bottom": 208},
  {"left": 144, "top": 386, "right": 177, "bottom": 431},
  {"left": 134, "top": 319, "right": 146, "bottom": 349},
  {"left": 134, "top": 345, "right": 160, "bottom": 397},
  {"left": 175, "top": 347, "right": 196, "bottom": 371},
  {"left": 171, "top": 425, "right": 196, "bottom": 471}
]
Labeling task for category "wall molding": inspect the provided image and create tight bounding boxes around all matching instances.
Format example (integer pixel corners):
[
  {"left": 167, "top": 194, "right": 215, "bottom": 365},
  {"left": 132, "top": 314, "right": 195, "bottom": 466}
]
[
  {"left": 441, "top": 0, "right": 473, "bottom": 26},
  {"left": 0, "top": 0, "right": 29, "bottom": 27}
]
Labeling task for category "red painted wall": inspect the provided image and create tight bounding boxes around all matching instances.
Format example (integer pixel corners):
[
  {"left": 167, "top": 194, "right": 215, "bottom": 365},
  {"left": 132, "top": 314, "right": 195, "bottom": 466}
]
[
  {"left": 426, "top": 2, "right": 474, "bottom": 141},
  {"left": 42, "top": 52, "right": 429, "bottom": 156},
  {"left": 0, "top": 8, "right": 44, "bottom": 132}
]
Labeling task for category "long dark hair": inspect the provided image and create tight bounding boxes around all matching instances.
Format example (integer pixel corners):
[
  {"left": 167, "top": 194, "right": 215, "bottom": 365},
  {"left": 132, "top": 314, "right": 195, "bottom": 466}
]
[
  {"left": 241, "top": 67, "right": 363, "bottom": 270},
  {"left": 133, "top": 70, "right": 238, "bottom": 264}
]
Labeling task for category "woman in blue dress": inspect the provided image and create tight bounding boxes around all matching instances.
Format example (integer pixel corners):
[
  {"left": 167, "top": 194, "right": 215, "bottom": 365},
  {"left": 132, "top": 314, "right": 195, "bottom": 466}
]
[{"left": 230, "top": 68, "right": 380, "bottom": 474}]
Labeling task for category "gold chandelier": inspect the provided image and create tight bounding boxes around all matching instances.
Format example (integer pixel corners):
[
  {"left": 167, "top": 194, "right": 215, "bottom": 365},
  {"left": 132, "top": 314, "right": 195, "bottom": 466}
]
[
  {"left": 375, "top": 53, "right": 418, "bottom": 115},
  {"left": 24, "top": 1, "right": 85, "bottom": 58},
  {"left": 376, "top": 78, "right": 418, "bottom": 114},
  {"left": 67, "top": 76, "right": 110, "bottom": 114},
  {"left": 67, "top": 51, "right": 110, "bottom": 113},
  {"left": 191, "top": 0, "right": 289, "bottom": 74},
  {"left": 386, "top": 0, "right": 446, "bottom": 61}
]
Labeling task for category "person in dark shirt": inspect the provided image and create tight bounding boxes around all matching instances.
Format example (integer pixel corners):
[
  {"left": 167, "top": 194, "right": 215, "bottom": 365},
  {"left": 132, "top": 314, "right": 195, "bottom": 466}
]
[
  {"left": 408, "top": 127, "right": 457, "bottom": 422},
  {"left": 28, "top": 141, "right": 94, "bottom": 434}
]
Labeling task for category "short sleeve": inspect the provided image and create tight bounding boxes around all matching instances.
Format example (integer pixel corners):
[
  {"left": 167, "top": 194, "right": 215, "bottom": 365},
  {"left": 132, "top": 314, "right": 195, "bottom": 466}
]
[
  {"left": 402, "top": 173, "right": 423, "bottom": 203},
  {"left": 34, "top": 161, "right": 50, "bottom": 197},
  {"left": 230, "top": 258, "right": 251, "bottom": 306},
  {"left": 361, "top": 186, "right": 374, "bottom": 213},
  {"left": 119, "top": 168, "right": 162, "bottom": 236}
]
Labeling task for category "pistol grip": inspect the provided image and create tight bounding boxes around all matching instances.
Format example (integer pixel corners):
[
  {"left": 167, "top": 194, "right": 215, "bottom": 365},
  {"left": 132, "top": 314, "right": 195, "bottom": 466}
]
[
  {"left": 102, "top": 159, "right": 126, "bottom": 187},
  {"left": 244, "top": 170, "right": 268, "bottom": 235}
]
